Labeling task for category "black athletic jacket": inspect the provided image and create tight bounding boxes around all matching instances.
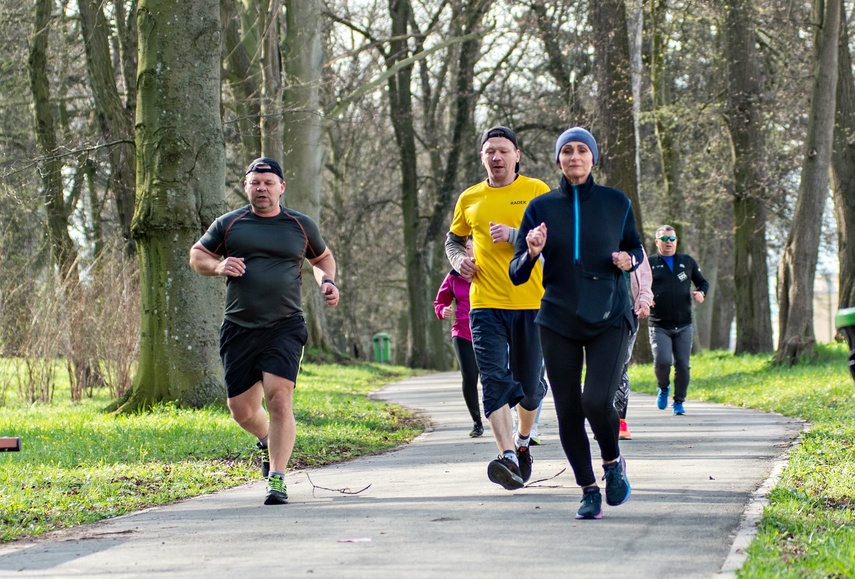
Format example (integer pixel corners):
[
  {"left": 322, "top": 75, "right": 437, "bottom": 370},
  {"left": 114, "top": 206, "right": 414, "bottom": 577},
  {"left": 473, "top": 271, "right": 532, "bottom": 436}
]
[
  {"left": 509, "top": 174, "right": 643, "bottom": 341},
  {"left": 648, "top": 253, "right": 709, "bottom": 329}
]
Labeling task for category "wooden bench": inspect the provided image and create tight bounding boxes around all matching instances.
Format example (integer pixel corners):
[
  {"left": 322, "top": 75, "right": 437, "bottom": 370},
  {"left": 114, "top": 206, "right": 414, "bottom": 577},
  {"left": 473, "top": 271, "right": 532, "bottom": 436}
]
[{"left": 0, "top": 437, "right": 21, "bottom": 452}]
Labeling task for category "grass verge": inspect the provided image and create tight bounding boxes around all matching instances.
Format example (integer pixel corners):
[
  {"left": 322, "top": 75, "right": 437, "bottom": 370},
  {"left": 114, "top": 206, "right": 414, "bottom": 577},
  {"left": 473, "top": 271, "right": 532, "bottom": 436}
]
[
  {"left": 628, "top": 343, "right": 855, "bottom": 577},
  {"left": 0, "top": 363, "right": 423, "bottom": 542}
]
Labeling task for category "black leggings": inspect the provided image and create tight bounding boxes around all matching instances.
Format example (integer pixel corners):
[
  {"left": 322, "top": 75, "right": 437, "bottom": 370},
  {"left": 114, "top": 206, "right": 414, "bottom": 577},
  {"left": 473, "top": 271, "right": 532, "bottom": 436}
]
[
  {"left": 453, "top": 336, "right": 482, "bottom": 425},
  {"left": 540, "top": 323, "right": 628, "bottom": 487}
]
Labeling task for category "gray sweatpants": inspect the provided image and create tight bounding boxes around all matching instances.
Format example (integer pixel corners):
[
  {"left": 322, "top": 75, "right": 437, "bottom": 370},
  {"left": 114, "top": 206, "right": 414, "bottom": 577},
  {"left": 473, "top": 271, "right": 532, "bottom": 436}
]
[{"left": 649, "top": 324, "right": 694, "bottom": 404}]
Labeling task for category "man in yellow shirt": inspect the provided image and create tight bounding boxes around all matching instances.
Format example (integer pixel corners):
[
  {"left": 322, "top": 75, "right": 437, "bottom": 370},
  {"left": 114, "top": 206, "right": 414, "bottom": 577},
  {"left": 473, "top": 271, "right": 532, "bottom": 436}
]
[{"left": 445, "top": 126, "right": 549, "bottom": 490}]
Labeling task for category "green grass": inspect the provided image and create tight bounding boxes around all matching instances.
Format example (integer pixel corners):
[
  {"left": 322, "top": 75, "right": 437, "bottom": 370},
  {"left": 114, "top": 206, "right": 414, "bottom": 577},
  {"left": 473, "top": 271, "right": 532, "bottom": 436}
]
[
  {"left": 0, "top": 362, "right": 423, "bottom": 542},
  {"left": 628, "top": 343, "right": 855, "bottom": 577}
]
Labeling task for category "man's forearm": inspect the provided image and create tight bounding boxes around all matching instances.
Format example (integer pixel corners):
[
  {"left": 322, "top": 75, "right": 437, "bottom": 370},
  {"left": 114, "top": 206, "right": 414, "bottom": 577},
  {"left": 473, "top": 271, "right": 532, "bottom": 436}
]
[
  {"left": 445, "top": 232, "right": 468, "bottom": 272},
  {"left": 189, "top": 245, "right": 221, "bottom": 276},
  {"left": 311, "top": 251, "right": 337, "bottom": 285}
]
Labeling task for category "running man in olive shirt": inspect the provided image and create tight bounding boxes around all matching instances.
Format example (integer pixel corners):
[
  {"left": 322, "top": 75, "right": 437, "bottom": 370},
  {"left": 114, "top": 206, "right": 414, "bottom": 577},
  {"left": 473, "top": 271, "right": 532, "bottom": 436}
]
[{"left": 190, "top": 157, "right": 339, "bottom": 506}]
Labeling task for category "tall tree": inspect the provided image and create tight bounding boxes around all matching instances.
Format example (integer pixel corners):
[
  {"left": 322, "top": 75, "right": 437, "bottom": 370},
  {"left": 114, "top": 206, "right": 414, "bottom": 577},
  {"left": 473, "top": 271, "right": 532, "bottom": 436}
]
[
  {"left": 721, "top": 0, "right": 773, "bottom": 353},
  {"left": 221, "top": 0, "right": 262, "bottom": 159},
  {"left": 776, "top": 0, "right": 841, "bottom": 363},
  {"left": 831, "top": 4, "right": 855, "bottom": 310},
  {"left": 385, "top": 0, "right": 428, "bottom": 367},
  {"left": 77, "top": 0, "right": 137, "bottom": 255},
  {"left": 419, "top": 0, "right": 491, "bottom": 370},
  {"left": 590, "top": 0, "right": 642, "bottom": 216},
  {"left": 118, "top": 0, "right": 226, "bottom": 410},
  {"left": 647, "top": 0, "right": 683, "bottom": 231},
  {"left": 282, "top": 0, "right": 332, "bottom": 352},
  {"left": 259, "top": 0, "right": 283, "bottom": 159},
  {"left": 590, "top": 0, "right": 651, "bottom": 361},
  {"left": 28, "top": 0, "right": 79, "bottom": 284}
]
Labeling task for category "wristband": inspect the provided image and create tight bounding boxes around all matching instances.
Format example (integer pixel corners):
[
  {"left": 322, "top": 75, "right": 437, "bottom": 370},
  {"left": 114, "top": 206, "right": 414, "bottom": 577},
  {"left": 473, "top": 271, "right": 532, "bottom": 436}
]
[{"left": 322, "top": 279, "right": 336, "bottom": 287}]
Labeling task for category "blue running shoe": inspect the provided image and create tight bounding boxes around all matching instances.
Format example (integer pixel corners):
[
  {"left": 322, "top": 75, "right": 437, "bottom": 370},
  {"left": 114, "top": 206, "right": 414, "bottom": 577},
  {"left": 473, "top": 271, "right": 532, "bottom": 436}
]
[
  {"left": 673, "top": 402, "right": 685, "bottom": 415},
  {"left": 656, "top": 387, "right": 670, "bottom": 410},
  {"left": 603, "top": 455, "right": 631, "bottom": 507},
  {"left": 575, "top": 488, "right": 603, "bottom": 520}
]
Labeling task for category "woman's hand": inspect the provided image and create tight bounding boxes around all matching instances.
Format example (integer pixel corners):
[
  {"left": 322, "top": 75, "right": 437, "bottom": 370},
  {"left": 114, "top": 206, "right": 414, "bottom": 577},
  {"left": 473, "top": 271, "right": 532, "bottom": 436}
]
[
  {"left": 526, "top": 223, "right": 547, "bottom": 260},
  {"left": 611, "top": 251, "right": 633, "bottom": 271}
]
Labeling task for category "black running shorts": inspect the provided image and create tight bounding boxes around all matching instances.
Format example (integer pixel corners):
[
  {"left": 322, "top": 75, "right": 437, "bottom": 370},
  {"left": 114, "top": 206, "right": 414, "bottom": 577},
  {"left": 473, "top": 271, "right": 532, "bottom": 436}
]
[{"left": 219, "top": 314, "right": 308, "bottom": 398}]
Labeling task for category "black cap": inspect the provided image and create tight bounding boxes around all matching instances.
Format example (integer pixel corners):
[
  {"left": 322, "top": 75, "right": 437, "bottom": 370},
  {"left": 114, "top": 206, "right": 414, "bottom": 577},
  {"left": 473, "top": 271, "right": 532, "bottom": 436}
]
[
  {"left": 480, "top": 126, "right": 520, "bottom": 174},
  {"left": 245, "top": 157, "right": 284, "bottom": 180},
  {"left": 480, "top": 126, "right": 518, "bottom": 149}
]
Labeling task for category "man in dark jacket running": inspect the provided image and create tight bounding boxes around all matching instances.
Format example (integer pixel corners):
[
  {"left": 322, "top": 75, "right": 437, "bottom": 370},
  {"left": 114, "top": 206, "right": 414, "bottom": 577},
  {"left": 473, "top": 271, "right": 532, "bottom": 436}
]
[{"left": 648, "top": 225, "right": 709, "bottom": 415}]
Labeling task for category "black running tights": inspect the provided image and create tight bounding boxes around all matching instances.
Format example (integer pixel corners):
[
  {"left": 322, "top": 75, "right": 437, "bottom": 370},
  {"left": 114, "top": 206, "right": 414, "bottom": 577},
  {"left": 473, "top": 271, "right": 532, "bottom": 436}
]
[
  {"left": 539, "top": 323, "right": 628, "bottom": 487},
  {"left": 453, "top": 336, "right": 482, "bottom": 425}
]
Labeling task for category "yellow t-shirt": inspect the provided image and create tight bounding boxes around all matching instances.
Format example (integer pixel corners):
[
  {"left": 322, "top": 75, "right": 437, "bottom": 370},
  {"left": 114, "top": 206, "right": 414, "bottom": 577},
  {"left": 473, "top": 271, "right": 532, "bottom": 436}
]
[{"left": 450, "top": 175, "right": 549, "bottom": 309}]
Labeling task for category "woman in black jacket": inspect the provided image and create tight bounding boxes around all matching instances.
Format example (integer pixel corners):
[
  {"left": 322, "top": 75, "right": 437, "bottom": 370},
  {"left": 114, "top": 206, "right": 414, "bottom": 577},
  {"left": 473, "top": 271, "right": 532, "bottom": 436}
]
[{"left": 509, "top": 127, "right": 643, "bottom": 520}]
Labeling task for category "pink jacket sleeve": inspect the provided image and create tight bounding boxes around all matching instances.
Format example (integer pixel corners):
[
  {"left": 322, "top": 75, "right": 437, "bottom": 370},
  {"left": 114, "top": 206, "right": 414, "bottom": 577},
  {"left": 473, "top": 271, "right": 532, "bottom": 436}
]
[
  {"left": 434, "top": 273, "right": 454, "bottom": 319},
  {"left": 630, "top": 249, "right": 653, "bottom": 308}
]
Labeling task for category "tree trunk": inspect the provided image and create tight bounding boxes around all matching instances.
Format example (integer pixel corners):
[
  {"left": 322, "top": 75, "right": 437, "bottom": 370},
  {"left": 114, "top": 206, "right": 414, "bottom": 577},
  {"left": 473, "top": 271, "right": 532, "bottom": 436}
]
[
  {"left": 776, "top": 0, "right": 841, "bottom": 363},
  {"left": 77, "top": 0, "right": 137, "bottom": 256},
  {"left": 591, "top": 0, "right": 649, "bottom": 362},
  {"left": 221, "top": 0, "right": 262, "bottom": 158},
  {"left": 120, "top": 0, "right": 226, "bottom": 411},
  {"left": 722, "top": 0, "right": 773, "bottom": 354},
  {"left": 529, "top": 0, "right": 584, "bottom": 120},
  {"left": 260, "top": 0, "right": 283, "bottom": 159},
  {"left": 282, "top": 0, "right": 332, "bottom": 354},
  {"left": 387, "top": 0, "right": 430, "bottom": 368},
  {"left": 648, "top": 0, "right": 682, "bottom": 229},
  {"left": 832, "top": 4, "right": 855, "bottom": 311},
  {"left": 111, "top": 0, "right": 138, "bottom": 117},
  {"left": 28, "top": 0, "right": 78, "bottom": 283},
  {"left": 589, "top": 0, "right": 643, "bottom": 227}
]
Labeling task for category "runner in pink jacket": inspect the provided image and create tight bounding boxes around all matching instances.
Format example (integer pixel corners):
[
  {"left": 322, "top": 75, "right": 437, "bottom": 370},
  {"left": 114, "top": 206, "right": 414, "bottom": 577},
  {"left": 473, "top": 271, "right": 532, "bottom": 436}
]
[
  {"left": 434, "top": 240, "right": 483, "bottom": 437},
  {"left": 615, "top": 248, "right": 653, "bottom": 440}
]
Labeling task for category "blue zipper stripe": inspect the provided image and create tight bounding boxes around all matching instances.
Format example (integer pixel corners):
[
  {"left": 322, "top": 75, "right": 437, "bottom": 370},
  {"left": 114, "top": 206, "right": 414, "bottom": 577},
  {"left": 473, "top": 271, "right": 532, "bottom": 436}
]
[{"left": 573, "top": 185, "right": 580, "bottom": 263}]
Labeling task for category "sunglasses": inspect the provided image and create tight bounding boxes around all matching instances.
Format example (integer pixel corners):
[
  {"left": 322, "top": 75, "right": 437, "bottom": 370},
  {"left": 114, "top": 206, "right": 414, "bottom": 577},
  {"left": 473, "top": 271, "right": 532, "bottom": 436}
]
[{"left": 659, "top": 235, "right": 676, "bottom": 242}]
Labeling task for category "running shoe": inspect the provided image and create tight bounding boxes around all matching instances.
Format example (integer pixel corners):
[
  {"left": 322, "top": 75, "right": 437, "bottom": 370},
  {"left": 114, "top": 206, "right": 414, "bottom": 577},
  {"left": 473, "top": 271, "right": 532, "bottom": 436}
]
[
  {"left": 575, "top": 488, "right": 603, "bottom": 520},
  {"left": 673, "top": 402, "right": 686, "bottom": 415},
  {"left": 602, "top": 455, "right": 631, "bottom": 507},
  {"left": 517, "top": 445, "right": 533, "bottom": 483},
  {"left": 469, "top": 423, "right": 484, "bottom": 438},
  {"left": 264, "top": 474, "right": 288, "bottom": 505},
  {"left": 257, "top": 440, "right": 270, "bottom": 478},
  {"left": 656, "top": 386, "right": 670, "bottom": 410},
  {"left": 487, "top": 456, "right": 524, "bottom": 490},
  {"left": 619, "top": 418, "right": 632, "bottom": 440}
]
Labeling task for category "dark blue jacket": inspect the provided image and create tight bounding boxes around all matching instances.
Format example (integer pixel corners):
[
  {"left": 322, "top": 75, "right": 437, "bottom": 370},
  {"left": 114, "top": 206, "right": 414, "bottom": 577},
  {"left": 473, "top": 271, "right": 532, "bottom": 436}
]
[
  {"left": 509, "top": 174, "right": 643, "bottom": 340},
  {"left": 648, "top": 253, "right": 709, "bottom": 329}
]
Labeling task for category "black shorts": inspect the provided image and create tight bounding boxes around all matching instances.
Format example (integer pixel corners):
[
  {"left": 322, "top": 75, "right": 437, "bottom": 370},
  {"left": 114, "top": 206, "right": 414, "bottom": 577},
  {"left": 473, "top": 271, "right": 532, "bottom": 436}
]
[{"left": 219, "top": 315, "right": 308, "bottom": 398}]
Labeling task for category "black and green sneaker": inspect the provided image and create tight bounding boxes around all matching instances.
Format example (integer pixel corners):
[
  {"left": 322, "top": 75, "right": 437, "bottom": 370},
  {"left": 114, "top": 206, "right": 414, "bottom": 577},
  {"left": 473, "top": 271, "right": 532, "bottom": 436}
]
[
  {"left": 264, "top": 474, "right": 288, "bottom": 505},
  {"left": 256, "top": 440, "right": 270, "bottom": 479}
]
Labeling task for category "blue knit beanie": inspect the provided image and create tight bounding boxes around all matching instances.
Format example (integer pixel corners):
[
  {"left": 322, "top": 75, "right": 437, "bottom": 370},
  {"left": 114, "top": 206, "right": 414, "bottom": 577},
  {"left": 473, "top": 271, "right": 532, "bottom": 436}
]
[{"left": 554, "top": 127, "right": 598, "bottom": 165}]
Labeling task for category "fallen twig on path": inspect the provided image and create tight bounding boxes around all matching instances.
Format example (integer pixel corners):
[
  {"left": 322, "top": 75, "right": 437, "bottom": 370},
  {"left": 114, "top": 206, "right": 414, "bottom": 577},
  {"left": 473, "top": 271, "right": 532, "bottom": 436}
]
[
  {"left": 524, "top": 467, "right": 567, "bottom": 487},
  {"left": 306, "top": 472, "right": 372, "bottom": 497}
]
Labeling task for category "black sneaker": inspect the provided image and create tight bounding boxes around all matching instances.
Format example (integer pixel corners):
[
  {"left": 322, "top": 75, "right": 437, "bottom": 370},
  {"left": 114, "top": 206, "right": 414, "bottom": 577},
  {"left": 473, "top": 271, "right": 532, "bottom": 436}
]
[
  {"left": 264, "top": 474, "right": 288, "bottom": 505},
  {"left": 575, "top": 488, "right": 603, "bottom": 520},
  {"left": 257, "top": 440, "right": 270, "bottom": 479},
  {"left": 469, "top": 424, "right": 484, "bottom": 438},
  {"left": 517, "top": 445, "right": 533, "bottom": 483},
  {"left": 487, "top": 455, "right": 524, "bottom": 490},
  {"left": 602, "top": 455, "right": 631, "bottom": 506}
]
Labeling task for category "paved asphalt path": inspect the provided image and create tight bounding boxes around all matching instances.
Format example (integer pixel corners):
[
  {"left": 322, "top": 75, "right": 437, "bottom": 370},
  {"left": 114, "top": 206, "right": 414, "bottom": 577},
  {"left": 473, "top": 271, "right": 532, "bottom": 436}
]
[{"left": 0, "top": 372, "right": 803, "bottom": 578}]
